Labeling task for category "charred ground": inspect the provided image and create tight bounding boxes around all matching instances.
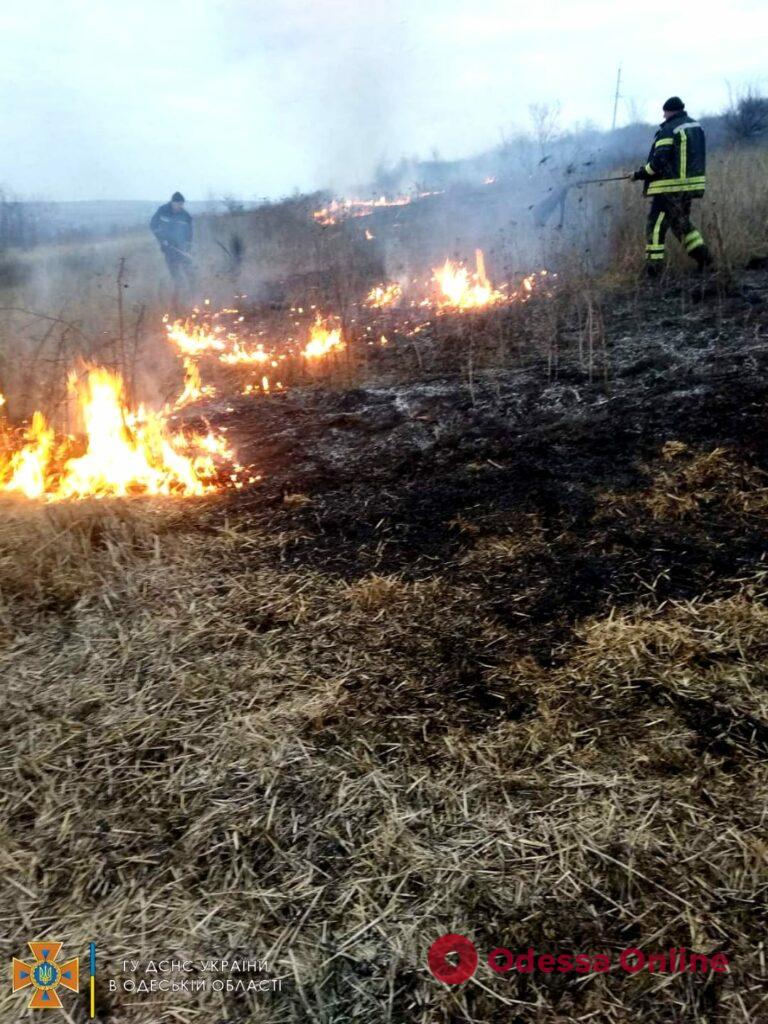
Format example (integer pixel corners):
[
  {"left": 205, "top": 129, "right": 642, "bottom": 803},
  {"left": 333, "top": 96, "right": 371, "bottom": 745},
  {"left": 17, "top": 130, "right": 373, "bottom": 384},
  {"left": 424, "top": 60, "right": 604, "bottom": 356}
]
[{"left": 218, "top": 269, "right": 768, "bottom": 585}]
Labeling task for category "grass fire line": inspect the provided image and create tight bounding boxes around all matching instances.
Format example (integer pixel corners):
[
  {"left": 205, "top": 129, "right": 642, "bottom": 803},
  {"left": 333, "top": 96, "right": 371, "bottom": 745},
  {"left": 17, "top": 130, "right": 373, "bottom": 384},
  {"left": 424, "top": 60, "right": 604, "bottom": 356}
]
[
  {"left": 159, "top": 251, "right": 546, "bottom": 407},
  {"left": 0, "top": 365, "right": 246, "bottom": 500},
  {"left": 0, "top": 249, "right": 539, "bottom": 502}
]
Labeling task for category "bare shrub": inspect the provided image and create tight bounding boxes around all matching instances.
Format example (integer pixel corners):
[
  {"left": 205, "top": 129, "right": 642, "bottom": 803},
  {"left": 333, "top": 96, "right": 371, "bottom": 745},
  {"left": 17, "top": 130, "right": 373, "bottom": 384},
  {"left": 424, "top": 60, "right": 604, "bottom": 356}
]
[{"left": 725, "top": 87, "right": 768, "bottom": 143}]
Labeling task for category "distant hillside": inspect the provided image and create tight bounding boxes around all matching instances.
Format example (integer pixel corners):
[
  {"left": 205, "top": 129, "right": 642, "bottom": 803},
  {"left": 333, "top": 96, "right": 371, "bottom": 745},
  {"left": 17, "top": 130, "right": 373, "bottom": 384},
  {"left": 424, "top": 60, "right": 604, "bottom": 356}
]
[
  {"left": 368, "top": 109, "right": 747, "bottom": 196},
  {"left": 2, "top": 94, "right": 765, "bottom": 252}
]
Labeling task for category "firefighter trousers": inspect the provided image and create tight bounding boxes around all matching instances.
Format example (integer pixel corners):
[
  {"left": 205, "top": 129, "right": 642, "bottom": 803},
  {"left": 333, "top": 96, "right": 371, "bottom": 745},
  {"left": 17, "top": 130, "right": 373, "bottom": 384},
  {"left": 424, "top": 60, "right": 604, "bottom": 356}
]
[
  {"left": 163, "top": 249, "right": 196, "bottom": 305},
  {"left": 645, "top": 196, "right": 708, "bottom": 266}
]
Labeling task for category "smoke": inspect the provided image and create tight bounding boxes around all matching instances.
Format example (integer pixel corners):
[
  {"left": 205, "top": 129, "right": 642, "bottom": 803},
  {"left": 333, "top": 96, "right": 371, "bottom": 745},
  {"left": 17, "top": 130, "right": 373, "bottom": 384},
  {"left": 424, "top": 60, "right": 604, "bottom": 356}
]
[
  {"left": 211, "top": 1, "right": 416, "bottom": 193},
  {"left": 0, "top": 0, "right": 765, "bottom": 203}
]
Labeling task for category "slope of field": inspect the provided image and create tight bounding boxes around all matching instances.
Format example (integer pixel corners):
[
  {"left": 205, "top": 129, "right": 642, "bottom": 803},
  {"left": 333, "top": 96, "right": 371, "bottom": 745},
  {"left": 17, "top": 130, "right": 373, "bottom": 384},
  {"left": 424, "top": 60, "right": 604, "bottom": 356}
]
[{"left": 1, "top": 271, "right": 767, "bottom": 1023}]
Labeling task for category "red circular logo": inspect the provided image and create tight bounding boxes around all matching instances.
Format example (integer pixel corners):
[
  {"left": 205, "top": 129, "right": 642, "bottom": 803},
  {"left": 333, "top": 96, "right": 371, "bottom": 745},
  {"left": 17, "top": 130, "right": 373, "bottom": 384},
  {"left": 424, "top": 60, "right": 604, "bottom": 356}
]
[{"left": 427, "top": 934, "right": 479, "bottom": 984}]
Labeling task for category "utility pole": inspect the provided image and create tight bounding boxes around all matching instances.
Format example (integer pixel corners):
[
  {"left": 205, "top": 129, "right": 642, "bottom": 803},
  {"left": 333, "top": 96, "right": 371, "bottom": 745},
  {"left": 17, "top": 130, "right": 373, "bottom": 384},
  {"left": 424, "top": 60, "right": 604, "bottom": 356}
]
[{"left": 611, "top": 65, "right": 622, "bottom": 131}]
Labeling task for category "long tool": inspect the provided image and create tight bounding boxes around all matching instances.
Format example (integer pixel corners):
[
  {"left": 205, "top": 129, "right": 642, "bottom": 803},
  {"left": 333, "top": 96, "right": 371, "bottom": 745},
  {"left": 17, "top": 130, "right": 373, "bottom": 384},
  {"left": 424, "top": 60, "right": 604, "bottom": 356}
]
[
  {"left": 534, "top": 173, "right": 632, "bottom": 228},
  {"left": 573, "top": 174, "right": 633, "bottom": 186},
  {"left": 163, "top": 242, "right": 195, "bottom": 263}
]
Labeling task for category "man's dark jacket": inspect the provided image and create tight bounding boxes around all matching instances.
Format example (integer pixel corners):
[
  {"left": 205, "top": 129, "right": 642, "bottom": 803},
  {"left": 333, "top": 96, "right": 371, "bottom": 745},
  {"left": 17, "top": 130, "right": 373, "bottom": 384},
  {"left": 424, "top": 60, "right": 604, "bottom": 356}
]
[
  {"left": 150, "top": 203, "right": 193, "bottom": 253},
  {"left": 640, "top": 111, "right": 706, "bottom": 197}
]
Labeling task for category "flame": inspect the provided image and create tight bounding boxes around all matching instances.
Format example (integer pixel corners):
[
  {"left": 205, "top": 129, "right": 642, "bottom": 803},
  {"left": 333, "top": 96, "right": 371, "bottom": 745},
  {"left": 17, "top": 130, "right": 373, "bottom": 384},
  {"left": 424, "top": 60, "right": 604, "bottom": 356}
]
[
  {"left": 432, "top": 249, "right": 505, "bottom": 310},
  {"left": 313, "top": 190, "right": 444, "bottom": 226},
  {"left": 219, "top": 343, "right": 270, "bottom": 366},
  {"left": 0, "top": 367, "right": 234, "bottom": 501},
  {"left": 166, "top": 319, "right": 226, "bottom": 357},
  {"left": 160, "top": 268, "right": 548, "bottom": 412},
  {"left": 175, "top": 357, "right": 215, "bottom": 409},
  {"left": 1, "top": 412, "right": 56, "bottom": 499},
  {"left": 366, "top": 283, "right": 402, "bottom": 308},
  {"left": 303, "top": 318, "right": 344, "bottom": 359},
  {"left": 244, "top": 378, "right": 282, "bottom": 396}
]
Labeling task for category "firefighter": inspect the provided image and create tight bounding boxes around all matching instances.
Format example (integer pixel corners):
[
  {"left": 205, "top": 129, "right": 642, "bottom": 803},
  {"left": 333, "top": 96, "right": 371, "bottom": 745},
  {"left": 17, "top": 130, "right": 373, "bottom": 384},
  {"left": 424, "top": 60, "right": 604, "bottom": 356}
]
[
  {"left": 632, "top": 97, "right": 712, "bottom": 276},
  {"left": 150, "top": 191, "right": 194, "bottom": 299}
]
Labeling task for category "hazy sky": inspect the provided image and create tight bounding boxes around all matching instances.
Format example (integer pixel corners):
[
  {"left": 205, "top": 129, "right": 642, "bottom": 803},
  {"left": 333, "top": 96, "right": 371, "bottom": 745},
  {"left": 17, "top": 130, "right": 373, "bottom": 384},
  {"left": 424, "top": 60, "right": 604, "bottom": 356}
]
[{"left": 0, "top": 0, "right": 765, "bottom": 201}]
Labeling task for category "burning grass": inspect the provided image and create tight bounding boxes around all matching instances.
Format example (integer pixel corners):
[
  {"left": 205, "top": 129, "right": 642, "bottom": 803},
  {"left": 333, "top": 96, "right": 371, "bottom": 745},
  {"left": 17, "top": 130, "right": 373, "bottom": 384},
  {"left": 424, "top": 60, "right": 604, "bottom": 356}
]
[
  {"left": 164, "top": 305, "right": 351, "bottom": 396},
  {"left": 0, "top": 366, "right": 239, "bottom": 500},
  {"left": 312, "top": 190, "right": 445, "bottom": 226},
  {"left": 155, "top": 253, "right": 552, "bottom": 407},
  {"left": 0, "top": 244, "right": 543, "bottom": 505},
  {"left": 432, "top": 250, "right": 506, "bottom": 310}
]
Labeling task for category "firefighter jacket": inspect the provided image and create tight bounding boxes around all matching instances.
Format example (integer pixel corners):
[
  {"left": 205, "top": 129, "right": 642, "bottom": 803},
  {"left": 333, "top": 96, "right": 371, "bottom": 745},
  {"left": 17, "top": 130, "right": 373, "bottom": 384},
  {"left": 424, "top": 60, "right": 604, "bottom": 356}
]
[
  {"left": 150, "top": 203, "right": 193, "bottom": 252},
  {"left": 641, "top": 112, "right": 706, "bottom": 197}
]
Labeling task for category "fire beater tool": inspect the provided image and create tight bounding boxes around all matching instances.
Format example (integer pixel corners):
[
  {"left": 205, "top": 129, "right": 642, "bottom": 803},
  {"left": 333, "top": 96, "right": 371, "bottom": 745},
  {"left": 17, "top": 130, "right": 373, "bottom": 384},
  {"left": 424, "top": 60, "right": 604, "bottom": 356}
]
[{"left": 534, "top": 173, "right": 633, "bottom": 228}]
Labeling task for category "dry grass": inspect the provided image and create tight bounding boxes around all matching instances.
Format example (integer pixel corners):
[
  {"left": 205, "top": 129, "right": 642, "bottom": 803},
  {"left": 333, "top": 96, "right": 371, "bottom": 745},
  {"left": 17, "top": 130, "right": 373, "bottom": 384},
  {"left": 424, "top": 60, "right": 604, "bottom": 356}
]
[
  {"left": 0, "top": 438, "right": 766, "bottom": 1023},
  {"left": 599, "top": 445, "right": 768, "bottom": 521}
]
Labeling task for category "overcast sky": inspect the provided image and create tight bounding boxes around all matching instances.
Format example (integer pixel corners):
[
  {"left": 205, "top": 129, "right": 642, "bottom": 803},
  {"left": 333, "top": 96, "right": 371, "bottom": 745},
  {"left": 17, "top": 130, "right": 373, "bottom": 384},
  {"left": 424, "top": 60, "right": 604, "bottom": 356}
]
[{"left": 0, "top": 0, "right": 765, "bottom": 202}]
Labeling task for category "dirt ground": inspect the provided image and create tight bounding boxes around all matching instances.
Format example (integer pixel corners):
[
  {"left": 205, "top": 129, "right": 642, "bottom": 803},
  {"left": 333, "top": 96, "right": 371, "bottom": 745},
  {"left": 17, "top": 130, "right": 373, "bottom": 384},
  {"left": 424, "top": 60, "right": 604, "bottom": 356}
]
[{"left": 1, "top": 269, "right": 767, "bottom": 1023}]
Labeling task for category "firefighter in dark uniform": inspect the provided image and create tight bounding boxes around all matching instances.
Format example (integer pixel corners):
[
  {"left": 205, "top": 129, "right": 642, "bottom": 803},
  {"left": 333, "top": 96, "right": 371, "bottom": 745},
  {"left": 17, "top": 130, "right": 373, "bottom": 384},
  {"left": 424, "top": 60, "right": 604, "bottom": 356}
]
[
  {"left": 632, "top": 97, "right": 712, "bottom": 276},
  {"left": 150, "top": 191, "right": 194, "bottom": 299}
]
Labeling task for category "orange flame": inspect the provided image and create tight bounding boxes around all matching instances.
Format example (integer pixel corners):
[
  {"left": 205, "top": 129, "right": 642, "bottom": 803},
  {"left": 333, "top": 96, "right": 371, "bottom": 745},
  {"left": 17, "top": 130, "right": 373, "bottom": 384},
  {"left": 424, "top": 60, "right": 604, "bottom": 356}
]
[
  {"left": 0, "top": 368, "right": 234, "bottom": 501},
  {"left": 165, "top": 319, "right": 228, "bottom": 357},
  {"left": 2, "top": 412, "right": 55, "bottom": 499},
  {"left": 303, "top": 318, "right": 344, "bottom": 359},
  {"left": 432, "top": 250, "right": 505, "bottom": 310},
  {"left": 175, "top": 358, "right": 215, "bottom": 409},
  {"left": 219, "top": 343, "right": 270, "bottom": 366},
  {"left": 313, "top": 190, "right": 444, "bottom": 226},
  {"left": 366, "top": 283, "right": 402, "bottom": 308}
]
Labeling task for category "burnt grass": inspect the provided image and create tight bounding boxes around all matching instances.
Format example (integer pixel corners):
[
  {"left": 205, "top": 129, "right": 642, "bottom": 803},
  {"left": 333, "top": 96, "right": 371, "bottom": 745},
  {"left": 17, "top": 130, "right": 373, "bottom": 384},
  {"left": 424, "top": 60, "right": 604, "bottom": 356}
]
[
  {"left": 215, "top": 269, "right": 768, "bottom": 625},
  {"left": 3, "top": 269, "right": 768, "bottom": 1024}
]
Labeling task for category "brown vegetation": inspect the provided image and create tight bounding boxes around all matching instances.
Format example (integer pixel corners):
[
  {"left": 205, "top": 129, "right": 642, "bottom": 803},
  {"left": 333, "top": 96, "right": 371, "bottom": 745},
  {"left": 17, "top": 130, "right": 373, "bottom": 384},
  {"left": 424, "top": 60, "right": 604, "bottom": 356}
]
[{"left": 1, "top": 426, "right": 766, "bottom": 1021}]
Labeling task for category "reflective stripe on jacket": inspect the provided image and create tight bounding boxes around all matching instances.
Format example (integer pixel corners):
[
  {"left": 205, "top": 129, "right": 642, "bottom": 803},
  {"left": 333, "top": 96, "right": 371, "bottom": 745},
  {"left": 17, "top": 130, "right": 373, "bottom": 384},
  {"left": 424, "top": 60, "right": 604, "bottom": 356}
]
[{"left": 643, "top": 112, "right": 706, "bottom": 197}]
